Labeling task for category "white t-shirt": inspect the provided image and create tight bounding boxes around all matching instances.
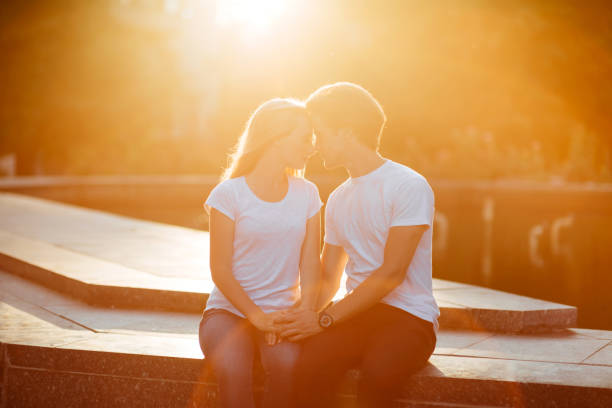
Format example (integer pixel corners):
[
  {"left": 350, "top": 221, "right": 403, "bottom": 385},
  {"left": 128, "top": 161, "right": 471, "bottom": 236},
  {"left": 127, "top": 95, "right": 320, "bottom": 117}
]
[
  {"left": 325, "top": 159, "right": 440, "bottom": 331},
  {"left": 204, "top": 176, "right": 323, "bottom": 317}
]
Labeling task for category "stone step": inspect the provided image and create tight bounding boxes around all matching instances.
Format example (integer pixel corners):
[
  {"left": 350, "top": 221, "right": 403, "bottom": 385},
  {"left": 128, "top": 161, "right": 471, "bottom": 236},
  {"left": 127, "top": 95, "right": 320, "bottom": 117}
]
[
  {"left": 1, "top": 270, "right": 610, "bottom": 408},
  {"left": 3, "top": 341, "right": 611, "bottom": 407}
]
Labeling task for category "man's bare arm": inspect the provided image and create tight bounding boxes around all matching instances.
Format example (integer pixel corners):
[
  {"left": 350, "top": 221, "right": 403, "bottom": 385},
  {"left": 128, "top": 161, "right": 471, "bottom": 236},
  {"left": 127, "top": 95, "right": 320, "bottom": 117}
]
[
  {"left": 324, "top": 225, "right": 427, "bottom": 323},
  {"left": 277, "top": 225, "right": 426, "bottom": 341},
  {"left": 316, "top": 243, "right": 348, "bottom": 311}
]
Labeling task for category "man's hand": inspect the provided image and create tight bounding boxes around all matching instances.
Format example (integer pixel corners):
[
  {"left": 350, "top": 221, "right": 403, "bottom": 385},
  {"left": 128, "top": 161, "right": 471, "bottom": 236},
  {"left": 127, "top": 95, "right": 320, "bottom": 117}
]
[
  {"left": 275, "top": 308, "right": 322, "bottom": 342},
  {"left": 249, "top": 310, "right": 288, "bottom": 345}
]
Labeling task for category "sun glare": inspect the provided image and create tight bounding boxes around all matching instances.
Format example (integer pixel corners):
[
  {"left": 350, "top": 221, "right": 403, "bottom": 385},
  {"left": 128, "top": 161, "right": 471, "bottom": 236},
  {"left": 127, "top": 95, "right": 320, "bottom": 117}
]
[{"left": 215, "top": 0, "right": 288, "bottom": 34}]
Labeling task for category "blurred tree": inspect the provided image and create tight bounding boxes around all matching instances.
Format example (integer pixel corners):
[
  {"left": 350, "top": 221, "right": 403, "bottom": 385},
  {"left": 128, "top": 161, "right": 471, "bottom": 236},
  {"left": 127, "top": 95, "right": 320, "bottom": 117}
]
[{"left": 0, "top": 0, "right": 610, "bottom": 181}]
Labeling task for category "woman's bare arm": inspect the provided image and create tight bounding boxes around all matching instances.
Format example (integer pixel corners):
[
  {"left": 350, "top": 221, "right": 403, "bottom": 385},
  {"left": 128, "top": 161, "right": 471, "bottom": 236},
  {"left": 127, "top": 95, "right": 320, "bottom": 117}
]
[
  {"left": 298, "top": 211, "right": 322, "bottom": 310},
  {"left": 275, "top": 242, "right": 347, "bottom": 341},
  {"left": 209, "top": 208, "right": 278, "bottom": 333}
]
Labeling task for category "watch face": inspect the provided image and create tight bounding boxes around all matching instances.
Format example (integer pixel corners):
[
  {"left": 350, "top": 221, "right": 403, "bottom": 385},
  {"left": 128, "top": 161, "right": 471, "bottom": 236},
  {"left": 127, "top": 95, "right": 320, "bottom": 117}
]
[{"left": 319, "top": 313, "right": 333, "bottom": 328}]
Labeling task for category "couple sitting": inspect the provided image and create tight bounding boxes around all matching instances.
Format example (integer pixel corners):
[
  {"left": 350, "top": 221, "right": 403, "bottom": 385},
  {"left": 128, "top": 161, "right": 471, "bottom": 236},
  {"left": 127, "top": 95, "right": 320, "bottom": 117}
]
[{"left": 198, "top": 82, "right": 440, "bottom": 408}]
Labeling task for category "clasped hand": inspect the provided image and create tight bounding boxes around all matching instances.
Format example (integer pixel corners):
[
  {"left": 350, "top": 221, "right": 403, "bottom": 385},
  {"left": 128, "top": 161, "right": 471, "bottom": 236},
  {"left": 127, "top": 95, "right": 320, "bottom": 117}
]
[
  {"left": 274, "top": 306, "right": 322, "bottom": 342},
  {"left": 248, "top": 310, "right": 287, "bottom": 345},
  {"left": 249, "top": 305, "right": 322, "bottom": 345}
]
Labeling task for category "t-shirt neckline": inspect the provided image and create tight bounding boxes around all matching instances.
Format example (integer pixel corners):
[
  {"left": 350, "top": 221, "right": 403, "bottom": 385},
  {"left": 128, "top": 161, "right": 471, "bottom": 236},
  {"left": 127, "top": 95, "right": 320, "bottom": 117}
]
[
  {"left": 349, "top": 159, "right": 390, "bottom": 184},
  {"left": 241, "top": 176, "right": 292, "bottom": 204}
]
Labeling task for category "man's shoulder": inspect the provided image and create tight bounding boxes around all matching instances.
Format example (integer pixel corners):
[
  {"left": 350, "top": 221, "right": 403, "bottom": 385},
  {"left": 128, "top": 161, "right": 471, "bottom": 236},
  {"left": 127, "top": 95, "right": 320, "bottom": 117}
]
[
  {"left": 383, "top": 160, "right": 430, "bottom": 188},
  {"left": 327, "top": 177, "right": 351, "bottom": 203}
]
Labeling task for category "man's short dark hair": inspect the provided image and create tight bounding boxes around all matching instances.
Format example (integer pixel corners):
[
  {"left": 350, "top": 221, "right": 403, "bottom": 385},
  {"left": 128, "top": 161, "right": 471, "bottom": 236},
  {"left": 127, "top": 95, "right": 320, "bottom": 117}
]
[{"left": 305, "top": 82, "right": 387, "bottom": 151}]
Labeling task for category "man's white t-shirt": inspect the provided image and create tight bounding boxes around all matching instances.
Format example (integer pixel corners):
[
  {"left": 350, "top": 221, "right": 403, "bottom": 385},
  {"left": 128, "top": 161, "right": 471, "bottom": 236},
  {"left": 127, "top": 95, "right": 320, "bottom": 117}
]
[
  {"left": 325, "top": 159, "right": 440, "bottom": 331},
  {"left": 204, "top": 176, "right": 323, "bottom": 317}
]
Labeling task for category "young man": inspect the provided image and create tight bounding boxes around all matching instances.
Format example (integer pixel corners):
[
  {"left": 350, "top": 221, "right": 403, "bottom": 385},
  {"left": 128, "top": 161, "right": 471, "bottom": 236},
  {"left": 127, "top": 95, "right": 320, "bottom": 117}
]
[{"left": 276, "top": 82, "right": 440, "bottom": 408}]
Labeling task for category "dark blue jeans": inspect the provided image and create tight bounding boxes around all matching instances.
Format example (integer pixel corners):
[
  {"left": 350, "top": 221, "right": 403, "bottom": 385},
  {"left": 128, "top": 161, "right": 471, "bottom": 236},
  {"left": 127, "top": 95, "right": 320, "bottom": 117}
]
[
  {"left": 199, "top": 308, "right": 300, "bottom": 408},
  {"left": 294, "top": 303, "right": 437, "bottom": 408}
]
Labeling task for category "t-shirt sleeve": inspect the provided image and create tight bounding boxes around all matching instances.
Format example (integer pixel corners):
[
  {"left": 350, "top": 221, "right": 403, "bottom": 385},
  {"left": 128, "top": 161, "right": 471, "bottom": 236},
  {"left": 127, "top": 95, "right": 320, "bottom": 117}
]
[
  {"left": 306, "top": 181, "right": 324, "bottom": 219},
  {"left": 390, "top": 177, "right": 435, "bottom": 228},
  {"left": 323, "top": 194, "right": 341, "bottom": 246},
  {"left": 204, "top": 181, "right": 237, "bottom": 221}
]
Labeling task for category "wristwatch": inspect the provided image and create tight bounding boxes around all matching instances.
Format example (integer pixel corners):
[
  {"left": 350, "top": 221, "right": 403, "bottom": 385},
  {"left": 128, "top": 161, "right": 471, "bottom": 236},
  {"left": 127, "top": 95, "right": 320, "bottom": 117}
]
[{"left": 318, "top": 311, "right": 334, "bottom": 329}]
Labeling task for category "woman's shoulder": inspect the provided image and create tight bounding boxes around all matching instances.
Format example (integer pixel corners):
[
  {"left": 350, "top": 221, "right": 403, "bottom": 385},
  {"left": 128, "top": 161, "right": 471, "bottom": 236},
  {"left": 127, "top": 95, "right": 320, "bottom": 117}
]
[
  {"left": 204, "top": 178, "right": 245, "bottom": 218},
  {"left": 289, "top": 176, "right": 323, "bottom": 217},
  {"left": 207, "top": 177, "right": 244, "bottom": 202},
  {"left": 213, "top": 176, "right": 243, "bottom": 191},
  {"left": 290, "top": 177, "right": 322, "bottom": 201},
  {"left": 290, "top": 176, "right": 319, "bottom": 192}
]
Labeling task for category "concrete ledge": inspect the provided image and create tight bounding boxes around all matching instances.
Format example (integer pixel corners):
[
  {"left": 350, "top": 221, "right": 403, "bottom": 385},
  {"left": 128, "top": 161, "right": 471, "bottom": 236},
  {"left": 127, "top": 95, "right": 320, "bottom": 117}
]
[
  {"left": 0, "top": 233, "right": 208, "bottom": 313},
  {"left": 1, "top": 271, "right": 610, "bottom": 408},
  {"left": 2, "top": 341, "right": 611, "bottom": 408}
]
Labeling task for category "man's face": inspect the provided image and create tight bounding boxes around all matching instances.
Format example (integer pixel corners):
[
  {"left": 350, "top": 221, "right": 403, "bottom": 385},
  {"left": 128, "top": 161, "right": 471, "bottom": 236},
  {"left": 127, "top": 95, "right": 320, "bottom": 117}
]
[{"left": 312, "top": 116, "right": 347, "bottom": 169}]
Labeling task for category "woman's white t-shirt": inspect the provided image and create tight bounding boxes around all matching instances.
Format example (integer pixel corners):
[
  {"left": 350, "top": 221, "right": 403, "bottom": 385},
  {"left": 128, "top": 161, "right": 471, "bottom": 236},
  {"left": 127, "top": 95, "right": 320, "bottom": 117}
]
[
  {"left": 204, "top": 176, "right": 323, "bottom": 317},
  {"left": 324, "top": 160, "right": 441, "bottom": 332}
]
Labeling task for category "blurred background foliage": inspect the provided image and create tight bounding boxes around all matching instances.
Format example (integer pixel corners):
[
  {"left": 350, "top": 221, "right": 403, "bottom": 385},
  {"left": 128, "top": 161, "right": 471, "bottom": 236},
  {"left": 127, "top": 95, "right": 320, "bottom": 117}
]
[{"left": 1, "top": 0, "right": 611, "bottom": 181}]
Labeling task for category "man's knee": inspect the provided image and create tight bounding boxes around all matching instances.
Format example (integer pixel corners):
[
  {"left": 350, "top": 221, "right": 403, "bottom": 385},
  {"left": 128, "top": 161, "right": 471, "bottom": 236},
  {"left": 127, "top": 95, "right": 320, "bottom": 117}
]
[
  {"left": 359, "top": 363, "right": 399, "bottom": 393},
  {"left": 264, "top": 348, "right": 300, "bottom": 376},
  {"left": 358, "top": 352, "right": 429, "bottom": 402}
]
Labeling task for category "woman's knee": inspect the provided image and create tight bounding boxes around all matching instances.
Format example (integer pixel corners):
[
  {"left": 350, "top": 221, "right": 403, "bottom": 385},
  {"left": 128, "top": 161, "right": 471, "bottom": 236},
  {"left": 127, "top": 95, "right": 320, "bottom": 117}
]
[
  {"left": 260, "top": 342, "right": 301, "bottom": 375},
  {"left": 200, "top": 310, "right": 256, "bottom": 376},
  {"left": 200, "top": 310, "right": 252, "bottom": 351}
]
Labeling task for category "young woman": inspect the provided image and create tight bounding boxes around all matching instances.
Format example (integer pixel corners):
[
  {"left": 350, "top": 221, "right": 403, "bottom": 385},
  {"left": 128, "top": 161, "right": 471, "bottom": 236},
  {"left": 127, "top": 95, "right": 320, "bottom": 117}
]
[{"left": 198, "top": 98, "right": 323, "bottom": 408}]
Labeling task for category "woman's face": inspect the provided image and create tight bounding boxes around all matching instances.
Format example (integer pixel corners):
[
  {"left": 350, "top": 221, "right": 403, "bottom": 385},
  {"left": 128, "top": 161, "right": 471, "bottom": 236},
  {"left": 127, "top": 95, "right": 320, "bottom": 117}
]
[{"left": 275, "top": 114, "right": 315, "bottom": 170}]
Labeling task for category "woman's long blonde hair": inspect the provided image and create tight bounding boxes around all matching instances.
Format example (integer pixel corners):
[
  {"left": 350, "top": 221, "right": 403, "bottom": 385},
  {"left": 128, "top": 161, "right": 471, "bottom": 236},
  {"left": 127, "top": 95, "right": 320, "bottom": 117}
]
[{"left": 221, "top": 98, "right": 310, "bottom": 181}]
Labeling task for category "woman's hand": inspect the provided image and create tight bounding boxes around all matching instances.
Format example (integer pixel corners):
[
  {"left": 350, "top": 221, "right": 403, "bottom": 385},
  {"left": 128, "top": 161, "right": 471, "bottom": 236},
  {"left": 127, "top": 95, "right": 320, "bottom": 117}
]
[
  {"left": 248, "top": 310, "right": 279, "bottom": 331},
  {"left": 248, "top": 310, "right": 288, "bottom": 345},
  {"left": 264, "top": 331, "right": 279, "bottom": 346}
]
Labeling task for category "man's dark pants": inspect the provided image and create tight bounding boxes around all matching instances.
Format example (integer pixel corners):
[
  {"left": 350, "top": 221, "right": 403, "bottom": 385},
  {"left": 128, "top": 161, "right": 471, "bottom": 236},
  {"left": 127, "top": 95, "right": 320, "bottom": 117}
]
[{"left": 293, "top": 303, "right": 436, "bottom": 408}]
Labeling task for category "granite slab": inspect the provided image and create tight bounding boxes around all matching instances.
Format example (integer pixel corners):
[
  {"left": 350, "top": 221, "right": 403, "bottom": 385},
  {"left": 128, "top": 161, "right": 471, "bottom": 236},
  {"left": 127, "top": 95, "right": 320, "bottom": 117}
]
[
  {"left": 584, "top": 345, "right": 612, "bottom": 366},
  {"left": 42, "top": 304, "right": 202, "bottom": 336},
  {"left": 0, "top": 230, "right": 212, "bottom": 292},
  {"left": 3, "top": 344, "right": 611, "bottom": 408},
  {"left": 0, "top": 192, "right": 210, "bottom": 280},
  {"left": 570, "top": 328, "right": 612, "bottom": 341},
  {"left": 424, "top": 355, "right": 612, "bottom": 390},
  {"left": 0, "top": 235, "right": 209, "bottom": 313},
  {"left": 5, "top": 366, "right": 217, "bottom": 408},
  {"left": 0, "top": 299, "right": 85, "bottom": 332},
  {"left": 5, "top": 343, "right": 203, "bottom": 381},
  {"left": 432, "top": 330, "right": 495, "bottom": 355},
  {"left": 1, "top": 275, "right": 611, "bottom": 408},
  {"left": 450, "top": 333, "right": 610, "bottom": 364}
]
